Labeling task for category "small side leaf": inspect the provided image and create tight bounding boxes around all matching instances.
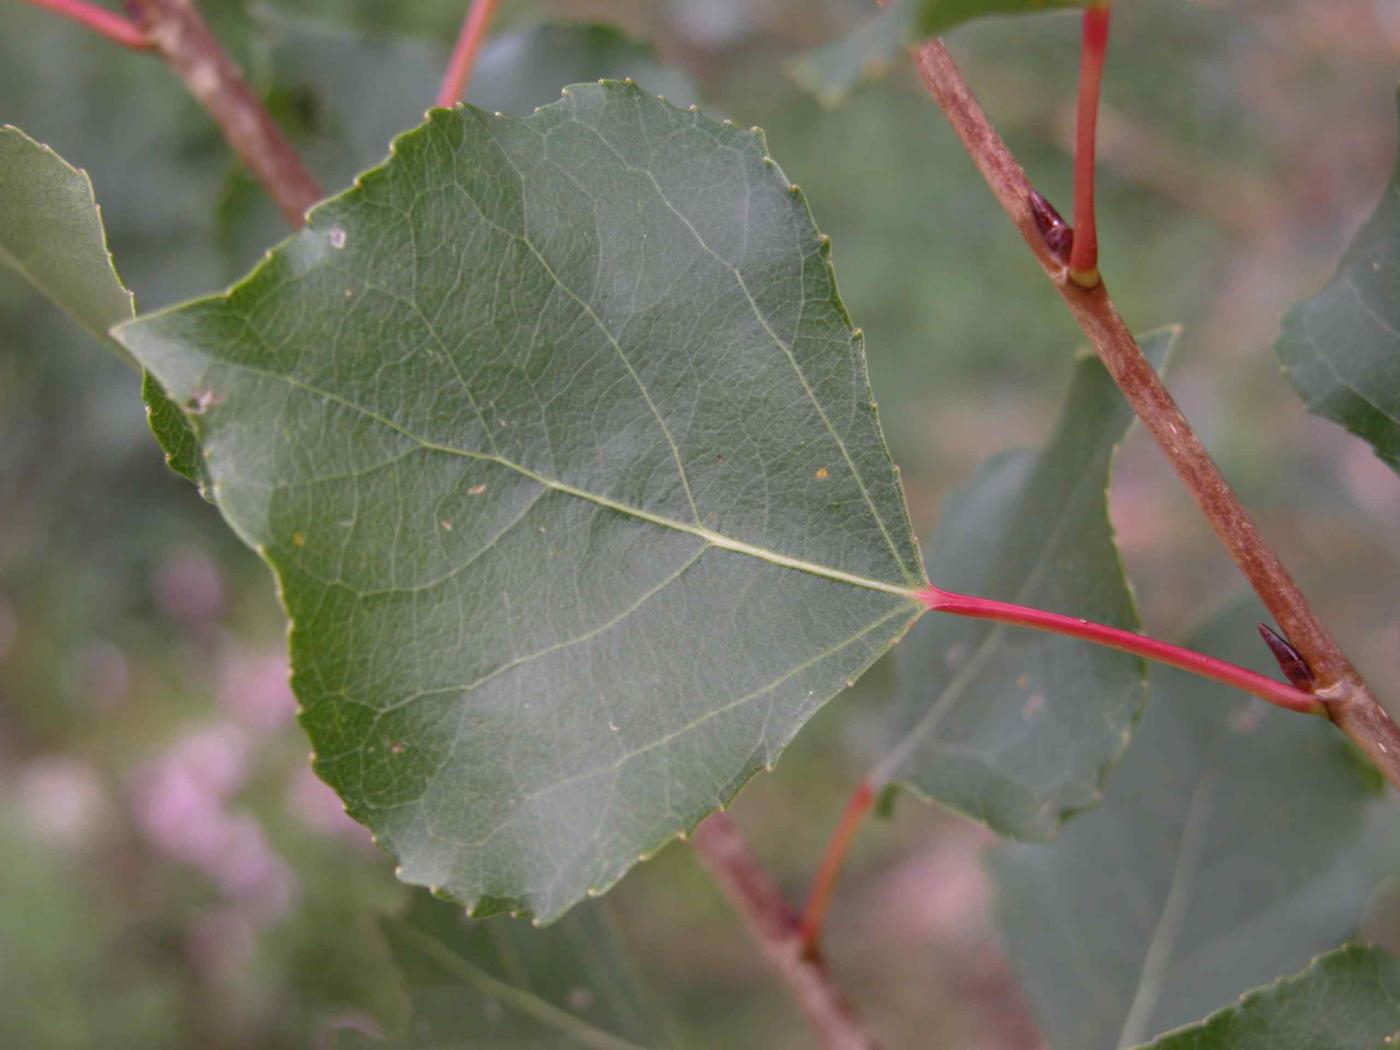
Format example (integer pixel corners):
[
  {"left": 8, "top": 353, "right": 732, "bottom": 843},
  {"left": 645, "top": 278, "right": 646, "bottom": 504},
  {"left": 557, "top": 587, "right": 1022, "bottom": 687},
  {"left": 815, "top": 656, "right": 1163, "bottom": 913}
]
[
  {"left": 0, "top": 124, "right": 208, "bottom": 492},
  {"left": 1275, "top": 90, "right": 1400, "bottom": 476},
  {"left": 1133, "top": 945, "right": 1400, "bottom": 1050},
  {"left": 880, "top": 329, "right": 1176, "bottom": 839},
  {"left": 341, "top": 893, "right": 678, "bottom": 1048},
  {"left": 994, "top": 603, "right": 1388, "bottom": 1050},
  {"left": 117, "top": 86, "right": 926, "bottom": 921},
  {"left": 790, "top": 0, "right": 1085, "bottom": 105}
]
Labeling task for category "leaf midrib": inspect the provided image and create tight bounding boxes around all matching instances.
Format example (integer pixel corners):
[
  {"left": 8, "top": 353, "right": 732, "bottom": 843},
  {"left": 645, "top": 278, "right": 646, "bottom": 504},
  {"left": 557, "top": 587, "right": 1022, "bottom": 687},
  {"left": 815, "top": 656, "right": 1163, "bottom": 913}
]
[{"left": 199, "top": 352, "right": 925, "bottom": 600}]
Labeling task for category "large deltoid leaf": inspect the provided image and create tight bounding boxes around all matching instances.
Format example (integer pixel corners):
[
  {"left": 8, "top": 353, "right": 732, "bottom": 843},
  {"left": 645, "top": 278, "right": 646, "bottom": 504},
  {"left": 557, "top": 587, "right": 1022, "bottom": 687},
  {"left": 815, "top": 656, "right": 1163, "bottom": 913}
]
[
  {"left": 1276, "top": 91, "right": 1400, "bottom": 476},
  {"left": 117, "top": 85, "right": 926, "bottom": 921},
  {"left": 0, "top": 125, "right": 207, "bottom": 490},
  {"left": 1135, "top": 946, "right": 1400, "bottom": 1050},
  {"left": 877, "top": 331, "right": 1174, "bottom": 839},
  {"left": 341, "top": 892, "right": 679, "bottom": 1048},
  {"left": 993, "top": 602, "right": 1386, "bottom": 1050},
  {"left": 790, "top": 0, "right": 1086, "bottom": 105}
]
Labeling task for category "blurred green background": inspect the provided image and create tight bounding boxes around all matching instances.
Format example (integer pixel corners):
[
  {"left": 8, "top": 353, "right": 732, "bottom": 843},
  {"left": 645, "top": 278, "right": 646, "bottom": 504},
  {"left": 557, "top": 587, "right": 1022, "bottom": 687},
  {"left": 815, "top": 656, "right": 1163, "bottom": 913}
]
[{"left": 2, "top": 1, "right": 1398, "bottom": 1046}]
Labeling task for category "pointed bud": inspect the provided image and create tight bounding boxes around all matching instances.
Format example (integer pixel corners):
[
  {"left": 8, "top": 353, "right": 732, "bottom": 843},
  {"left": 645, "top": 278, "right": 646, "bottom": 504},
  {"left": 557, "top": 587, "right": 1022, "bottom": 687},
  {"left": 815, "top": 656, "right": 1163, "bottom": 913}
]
[
  {"left": 1028, "top": 189, "right": 1074, "bottom": 266},
  {"left": 1258, "top": 623, "right": 1315, "bottom": 691}
]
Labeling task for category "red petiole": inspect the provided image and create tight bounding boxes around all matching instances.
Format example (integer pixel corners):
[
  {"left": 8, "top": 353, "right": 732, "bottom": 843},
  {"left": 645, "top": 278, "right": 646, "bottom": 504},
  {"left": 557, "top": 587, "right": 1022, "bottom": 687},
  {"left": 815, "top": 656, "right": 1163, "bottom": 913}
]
[
  {"left": 917, "top": 586, "right": 1324, "bottom": 715},
  {"left": 436, "top": 0, "right": 501, "bottom": 109},
  {"left": 797, "top": 778, "right": 876, "bottom": 954},
  {"left": 18, "top": 0, "right": 150, "bottom": 49},
  {"left": 1069, "top": 1, "right": 1111, "bottom": 286}
]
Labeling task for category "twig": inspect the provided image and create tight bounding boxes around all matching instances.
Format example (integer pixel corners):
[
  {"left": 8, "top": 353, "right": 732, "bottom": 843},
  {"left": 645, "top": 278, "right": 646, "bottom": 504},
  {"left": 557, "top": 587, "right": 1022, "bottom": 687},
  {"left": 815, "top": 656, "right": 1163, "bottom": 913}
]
[
  {"left": 690, "top": 813, "right": 877, "bottom": 1050},
  {"left": 911, "top": 38, "right": 1400, "bottom": 790},
  {"left": 125, "top": 0, "right": 322, "bottom": 227},
  {"left": 436, "top": 0, "right": 501, "bottom": 109},
  {"left": 18, "top": 0, "right": 150, "bottom": 49}
]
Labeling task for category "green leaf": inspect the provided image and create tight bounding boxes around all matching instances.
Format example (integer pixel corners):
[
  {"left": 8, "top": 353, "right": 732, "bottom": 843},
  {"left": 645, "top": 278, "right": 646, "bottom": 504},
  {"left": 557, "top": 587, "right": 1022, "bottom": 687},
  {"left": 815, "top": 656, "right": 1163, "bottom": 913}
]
[
  {"left": 993, "top": 603, "right": 1386, "bottom": 1050},
  {"left": 0, "top": 125, "right": 208, "bottom": 491},
  {"left": 879, "top": 330, "right": 1174, "bottom": 839},
  {"left": 0, "top": 125, "right": 134, "bottom": 352},
  {"left": 789, "top": 0, "right": 1085, "bottom": 105},
  {"left": 117, "top": 86, "right": 926, "bottom": 921},
  {"left": 1133, "top": 945, "right": 1400, "bottom": 1050},
  {"left": 1275, "top": 91, "right": 1400, "bottom": 476},
  {"left": 343, "top": 892, "right": 679, "bottom": 1048}
]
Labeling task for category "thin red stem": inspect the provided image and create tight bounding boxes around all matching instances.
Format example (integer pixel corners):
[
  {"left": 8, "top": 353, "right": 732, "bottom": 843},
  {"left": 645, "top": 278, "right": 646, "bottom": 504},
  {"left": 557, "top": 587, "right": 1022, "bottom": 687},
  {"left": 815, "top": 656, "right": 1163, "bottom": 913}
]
[
  {"left": 436, "top": 0, "right": 501, "bottom": 109},
  {"left": 917, "top": 586, "right": 1324, "bottom": 716},
  {"left": 1069, "top": 2, "right": 1110, "bottom": 286},
  {"left": 20, "top": 0, "right": 150, "bottom": 49},
  {"left": 798, "top": 779, "right": 876, "bottom": 953}
]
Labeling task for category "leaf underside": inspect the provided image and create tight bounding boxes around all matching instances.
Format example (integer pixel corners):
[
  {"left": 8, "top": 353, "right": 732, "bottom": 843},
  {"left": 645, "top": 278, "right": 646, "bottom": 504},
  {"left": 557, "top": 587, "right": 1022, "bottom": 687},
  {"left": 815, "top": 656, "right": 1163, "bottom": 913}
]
[
  {"left": 117, "top": 84, "right": 925, "bottom": 921},
  {"left": 1133, "top": 945, "right": 1400, "bottom": 1050},
  {"left": 994, "top": 603, "right": 1385, "bottom": 1050},
  {"left": 882, "top": 330, "right": 1175, "bottom": 840},
  {"left": 0, "top": 124, "right": 207, "bottom": 492},
  {"left": 1275, "top": 90, "right": 1400, "bottom": 476}
]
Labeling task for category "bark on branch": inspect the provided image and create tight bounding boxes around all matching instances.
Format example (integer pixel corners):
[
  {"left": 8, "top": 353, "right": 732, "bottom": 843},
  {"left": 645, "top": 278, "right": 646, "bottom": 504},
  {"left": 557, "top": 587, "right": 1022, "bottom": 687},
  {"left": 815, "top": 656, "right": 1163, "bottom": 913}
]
[
  {"left": 691, "top": 813, "right": 877, "bottom": 1050},
  {"left": 912, "top": 38, "right": 1400, "bottom": 790},
  {"left": 127, "top": 0, "right": 322, "bottom": 226}
]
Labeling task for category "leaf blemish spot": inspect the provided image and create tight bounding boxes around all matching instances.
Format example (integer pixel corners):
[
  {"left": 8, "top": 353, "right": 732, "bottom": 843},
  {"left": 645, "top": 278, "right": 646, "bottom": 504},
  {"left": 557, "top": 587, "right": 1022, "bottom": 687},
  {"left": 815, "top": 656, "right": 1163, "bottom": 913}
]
[
  {"left": 328, "top": 225, "right": 346, "bottom": 249},
  {"left": 468, "top": 483, "right": 487, "bottom": 495},
  {"left": 291, "top": 532, "right": 305, "bottom": 547},
  {"left": 815, "top": 467, "right": 829, "bottom": 479},
  {"left": 441, "top": 520, "right": 452, "bottom": 530}
]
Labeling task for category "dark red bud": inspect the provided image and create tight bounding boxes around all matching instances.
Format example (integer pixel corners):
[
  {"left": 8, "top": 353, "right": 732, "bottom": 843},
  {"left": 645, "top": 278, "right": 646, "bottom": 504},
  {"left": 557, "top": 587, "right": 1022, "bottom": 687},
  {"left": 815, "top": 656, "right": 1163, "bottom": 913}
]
[
  {"left": 1028, "top": 189, "right": 1074, "bottom": 266},
  {"left": 1257, "top": 623, "right": 1315, "bottom": 691}
]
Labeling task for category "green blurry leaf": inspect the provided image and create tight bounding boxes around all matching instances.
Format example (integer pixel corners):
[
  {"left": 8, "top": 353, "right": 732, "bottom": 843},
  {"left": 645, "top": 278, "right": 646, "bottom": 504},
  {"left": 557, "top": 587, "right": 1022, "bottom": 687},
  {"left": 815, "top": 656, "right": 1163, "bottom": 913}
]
[
  {"left": 344, "top": 893, "right": 679, "bottom": 1048},
  {"left": 1276, "top": 91, "right": 1400, "bottom": 476},
  {"left": 0, "top": 125, "right": 208, "bottom": 491},
  {"left": 881, "top": 330, "right": 1174, "bottom": 839},
  {"left": 789, "top": 0, "right": 1085, "bottom": 105},
  {"left": 0, "top": 125, "right": 134, "bottom": 352},
  {"left": 117, "top": 86, "right": 926, "bottom": 921},
  {"left": 1133, "top": 945, "right": 1400, "bottom": 1050},
  {"left": 993, "top": 603, "right": 1385, "bottom": 1050}
]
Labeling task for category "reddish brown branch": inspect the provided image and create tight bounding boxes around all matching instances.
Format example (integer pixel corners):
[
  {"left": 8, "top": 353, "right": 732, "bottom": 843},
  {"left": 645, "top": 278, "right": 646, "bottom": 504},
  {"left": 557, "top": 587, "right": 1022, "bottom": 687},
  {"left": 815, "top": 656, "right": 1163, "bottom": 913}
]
[
  {"left": 437, "top": 0, "right": 501, "bottom": 109},
  {"left": 912, "top": 38, "right": 1400, "bottom": 790},
  {"left": 19, "top": 0, "right": 151, "bottom": 49},
  {"left": 126, "top": 0, "right": 322, "bottom": 227},
  {"left": 691, "top": 813, "right": 877, "bottom": 1050}
]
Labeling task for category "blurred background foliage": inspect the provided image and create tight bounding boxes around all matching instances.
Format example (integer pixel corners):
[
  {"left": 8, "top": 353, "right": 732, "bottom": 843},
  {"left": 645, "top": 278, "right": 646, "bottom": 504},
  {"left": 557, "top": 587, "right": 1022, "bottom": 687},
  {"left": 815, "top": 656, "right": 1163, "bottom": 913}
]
[{"left": 1, "top": 0, "right": 1398, "bottom": 1046}]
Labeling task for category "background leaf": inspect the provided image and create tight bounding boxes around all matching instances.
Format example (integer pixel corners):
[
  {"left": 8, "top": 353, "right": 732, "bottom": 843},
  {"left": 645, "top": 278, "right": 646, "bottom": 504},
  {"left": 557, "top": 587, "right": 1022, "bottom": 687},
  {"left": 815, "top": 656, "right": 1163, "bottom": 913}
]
[
  {"left": 221, "top": 18, "right": 698, "bottom": 267},
  {"left": 117, "top": 86, "right": 926, "bottom": 921},
  {"left": 0, "top": 124, "right": 206, "bottom": 490},
  {"left": 0, "top": 124, "right": 134, "bottom": 348},
  {"left": 993, "top": 602, "right": 1389, "bottom": 1049},
  {"left": 1132, "top": 945, "right": 1400, "bottom": 1050},
  {"left": 343, "top": 892, "right": 679, "bottom": 1048},
  {"left": 1275, "top": 90, "right": 1400, "bottom": 476},
  {"left": 877, "top": 330, "right": 1174, "bottom": 839}
]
